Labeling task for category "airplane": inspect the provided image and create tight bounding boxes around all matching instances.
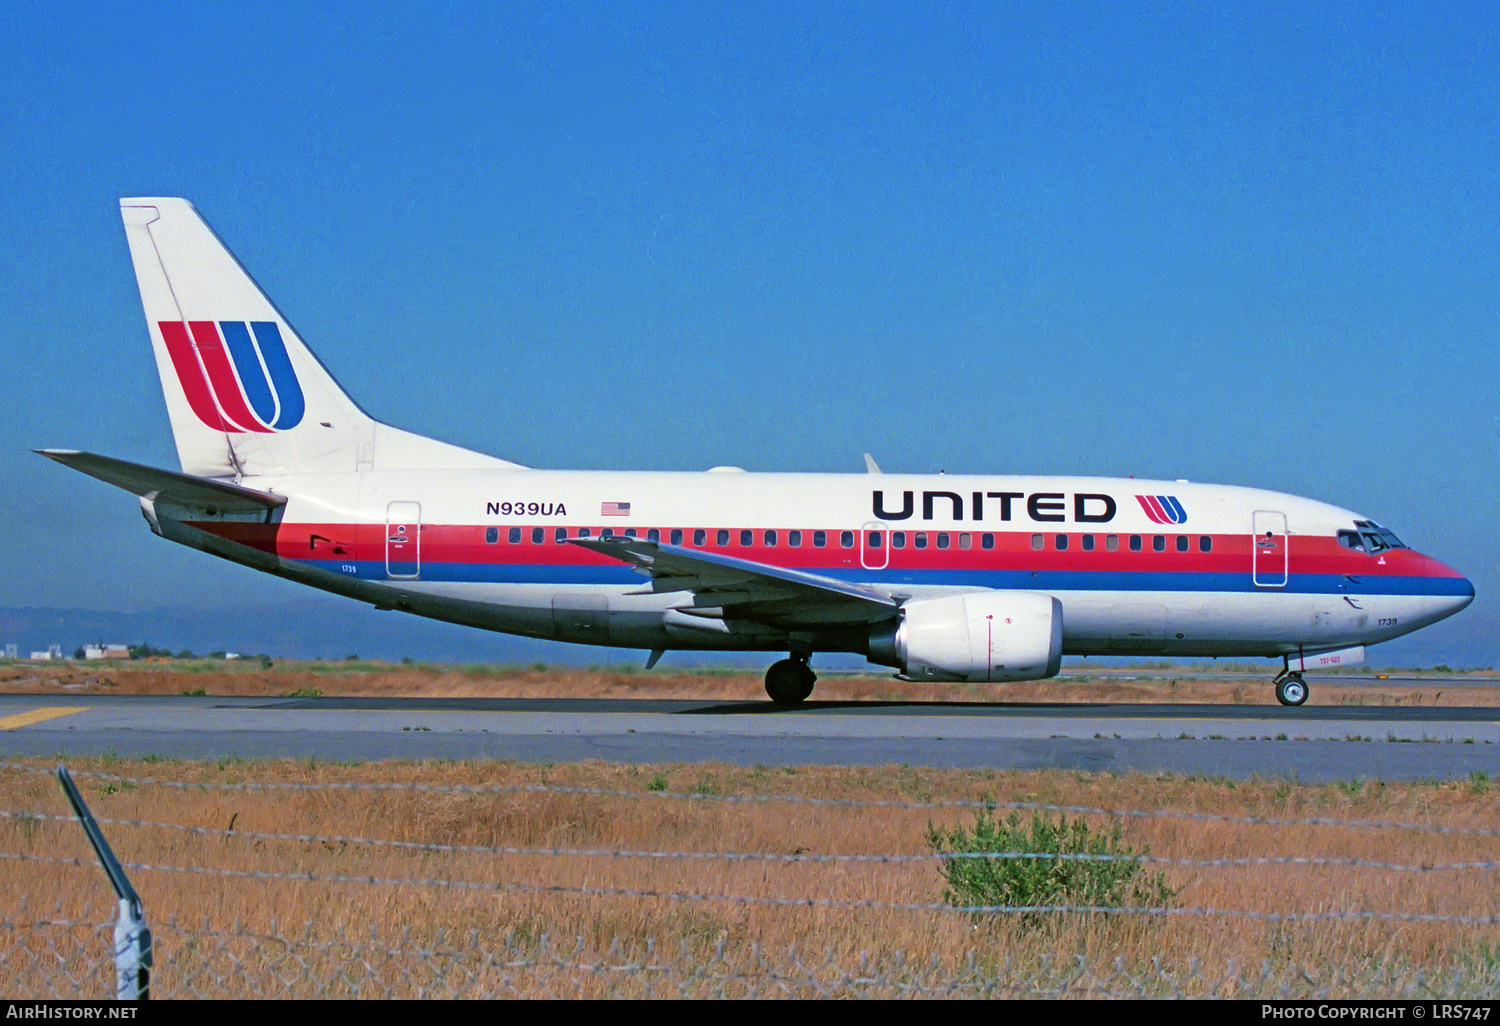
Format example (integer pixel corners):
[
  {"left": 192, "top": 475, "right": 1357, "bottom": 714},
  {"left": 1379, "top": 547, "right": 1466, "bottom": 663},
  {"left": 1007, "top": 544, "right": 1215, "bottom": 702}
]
[{"left": 39, "top": 198, "right": 1474, "bottom": 707}]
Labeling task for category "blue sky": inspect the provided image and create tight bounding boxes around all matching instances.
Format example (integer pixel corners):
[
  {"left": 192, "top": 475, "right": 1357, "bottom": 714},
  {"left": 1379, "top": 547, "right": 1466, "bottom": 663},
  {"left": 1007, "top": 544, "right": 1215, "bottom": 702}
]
[{"left": 1, "top": 2, "right": 1495, "bottom": 663}]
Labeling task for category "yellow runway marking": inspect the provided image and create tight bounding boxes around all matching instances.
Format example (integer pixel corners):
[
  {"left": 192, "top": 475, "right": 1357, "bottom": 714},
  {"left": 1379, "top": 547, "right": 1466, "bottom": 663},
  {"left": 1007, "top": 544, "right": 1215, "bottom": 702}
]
[{"left": 0, "top": 707, "right": 89, "bottom": 730}]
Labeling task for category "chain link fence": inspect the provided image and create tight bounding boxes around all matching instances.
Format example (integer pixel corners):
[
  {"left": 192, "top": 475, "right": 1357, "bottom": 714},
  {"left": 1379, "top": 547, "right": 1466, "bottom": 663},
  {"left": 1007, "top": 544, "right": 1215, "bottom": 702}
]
[{"left": 7, "top": 897, "right": 1500, "bottom": 998}]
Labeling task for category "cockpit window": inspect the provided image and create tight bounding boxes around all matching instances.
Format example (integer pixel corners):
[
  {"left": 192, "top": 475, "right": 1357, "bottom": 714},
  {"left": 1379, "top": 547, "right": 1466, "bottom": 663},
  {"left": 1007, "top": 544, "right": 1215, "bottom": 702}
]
[
  {"left": 1350, "top": 520, "right": 1407, "bottom": 552},
  {"left": 1337, "top": 530, "right": 1365, "bottom": 552}
]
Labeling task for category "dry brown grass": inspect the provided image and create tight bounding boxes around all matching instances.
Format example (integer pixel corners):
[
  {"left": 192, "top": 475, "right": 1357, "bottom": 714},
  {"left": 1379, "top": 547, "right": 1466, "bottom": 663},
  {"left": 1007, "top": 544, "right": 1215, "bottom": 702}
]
[
  {"left": 3, "top": 757, "right": 1498, "bottom": 997},
  {"left": 3, "top": 661, "right": 1499, "bottom": 707}
]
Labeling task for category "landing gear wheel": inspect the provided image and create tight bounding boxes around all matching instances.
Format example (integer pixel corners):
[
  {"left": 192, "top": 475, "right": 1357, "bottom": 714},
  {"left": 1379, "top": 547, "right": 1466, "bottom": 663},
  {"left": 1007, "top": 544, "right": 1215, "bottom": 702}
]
[
  {"left": 765, "top": 658, "right": 816, "bottom": 706},
  {"left": 797, "top": 668, "right": 816, "bottom": 701},
  {"left": 1276, "top": 674, "right": 1309, "bottom": 707}
]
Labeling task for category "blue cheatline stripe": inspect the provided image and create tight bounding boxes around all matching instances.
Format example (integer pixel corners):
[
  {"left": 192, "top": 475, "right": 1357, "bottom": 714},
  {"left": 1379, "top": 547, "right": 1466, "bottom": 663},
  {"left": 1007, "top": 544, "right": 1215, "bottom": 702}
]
[
  {"left": 1164, "top": 496, "right": 1187, "bottom": 524},
  {"left": 249, "top": 322, "right": 304, "bottom": 429},
  {"left": 219, "top": 322, "right": 277, "bottom": 426},
  {"left": 289, "top": 559, "right": 1472, "bottom": 597}
]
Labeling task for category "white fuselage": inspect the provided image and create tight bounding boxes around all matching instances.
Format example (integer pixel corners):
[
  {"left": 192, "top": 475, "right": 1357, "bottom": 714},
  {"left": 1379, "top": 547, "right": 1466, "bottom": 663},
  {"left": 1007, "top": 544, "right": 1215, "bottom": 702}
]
[{"left": 179, "top": 468, "right": 1473, "bottom": 662}]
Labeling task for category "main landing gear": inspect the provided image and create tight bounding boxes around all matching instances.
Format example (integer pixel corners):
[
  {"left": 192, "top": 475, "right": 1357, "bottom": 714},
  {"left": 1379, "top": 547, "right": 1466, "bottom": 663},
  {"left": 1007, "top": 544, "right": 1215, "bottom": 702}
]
[
  {"left": 1273, "top": 659, "right": 1309, "bottom": 707},
  {"left": 765, "top": 655, "right": 816, "bottom": 706}
]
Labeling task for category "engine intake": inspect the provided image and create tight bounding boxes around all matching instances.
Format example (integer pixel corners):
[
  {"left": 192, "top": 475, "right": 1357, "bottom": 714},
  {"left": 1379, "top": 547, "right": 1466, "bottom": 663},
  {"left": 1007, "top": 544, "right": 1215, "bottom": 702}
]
[{"left": 868, "top": 591, "right": 1064, "bottom": 682}]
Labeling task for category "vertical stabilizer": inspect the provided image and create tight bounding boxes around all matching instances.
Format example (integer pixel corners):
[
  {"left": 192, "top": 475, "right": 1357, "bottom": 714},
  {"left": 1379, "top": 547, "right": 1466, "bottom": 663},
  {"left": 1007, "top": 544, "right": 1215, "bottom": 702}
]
[{"left": 119, "top": 198, "right": 521, "bottom": 478}]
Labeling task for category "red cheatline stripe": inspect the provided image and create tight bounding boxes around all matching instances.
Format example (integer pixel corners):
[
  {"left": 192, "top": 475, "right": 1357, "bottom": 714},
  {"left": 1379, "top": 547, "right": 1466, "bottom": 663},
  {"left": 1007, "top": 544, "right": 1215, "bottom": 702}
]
[
  {"left": 188, "top": 321, "right": 272, "bottom": 433},
  {"left": 159, "top": 321, "right": 237, "bottom": 432},
  {"left": 1135, "top": 495, "right": 1165, "bottom": 524},
  {"left": 190, "top": 522, "right": 1459, "bottom": 578}
]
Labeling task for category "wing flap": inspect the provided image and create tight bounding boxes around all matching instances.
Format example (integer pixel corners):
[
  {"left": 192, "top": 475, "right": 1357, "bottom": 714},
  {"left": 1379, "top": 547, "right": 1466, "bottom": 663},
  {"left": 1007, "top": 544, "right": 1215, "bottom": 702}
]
[{"left": 568, "top": 536, "right": 898, "bottom": 626}]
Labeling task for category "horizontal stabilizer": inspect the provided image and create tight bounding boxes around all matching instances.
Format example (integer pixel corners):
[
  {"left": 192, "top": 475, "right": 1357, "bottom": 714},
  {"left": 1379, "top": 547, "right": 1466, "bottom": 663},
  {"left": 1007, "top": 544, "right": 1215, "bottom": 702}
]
[{"left": 35, "top": 450, "right": 286, "bottom": 513}]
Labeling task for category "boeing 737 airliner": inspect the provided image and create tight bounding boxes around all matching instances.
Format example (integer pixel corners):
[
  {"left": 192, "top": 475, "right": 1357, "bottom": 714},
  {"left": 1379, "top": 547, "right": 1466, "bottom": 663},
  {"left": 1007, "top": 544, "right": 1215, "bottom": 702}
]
[{"left": 39, "top": 198, "right": 1474, "bottom": 706}]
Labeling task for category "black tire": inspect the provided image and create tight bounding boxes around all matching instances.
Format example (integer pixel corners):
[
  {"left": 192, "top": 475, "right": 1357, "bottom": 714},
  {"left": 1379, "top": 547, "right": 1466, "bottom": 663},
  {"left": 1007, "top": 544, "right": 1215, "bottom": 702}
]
[
  {"left": 1276, "top": 675, "right": 1309, "bottom": 707},
  {"left": 795, "top": 662, "right": 817, "bottom": 701},
  {"left": 765, "top": 659, "right": 807, "bottom": 706}
]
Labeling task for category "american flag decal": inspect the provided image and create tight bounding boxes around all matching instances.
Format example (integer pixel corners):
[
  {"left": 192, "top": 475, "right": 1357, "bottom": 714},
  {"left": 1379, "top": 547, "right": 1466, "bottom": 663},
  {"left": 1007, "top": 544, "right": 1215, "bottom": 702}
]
[{"left": 601, "top": 501, "right": 632, "bottom": 517}]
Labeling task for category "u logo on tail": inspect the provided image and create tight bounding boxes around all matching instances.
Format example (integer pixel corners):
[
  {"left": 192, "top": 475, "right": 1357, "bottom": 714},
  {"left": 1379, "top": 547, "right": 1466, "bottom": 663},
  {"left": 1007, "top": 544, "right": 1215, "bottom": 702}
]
[{"left": 159, "top": 320, "right": 305, "bottom": 433}]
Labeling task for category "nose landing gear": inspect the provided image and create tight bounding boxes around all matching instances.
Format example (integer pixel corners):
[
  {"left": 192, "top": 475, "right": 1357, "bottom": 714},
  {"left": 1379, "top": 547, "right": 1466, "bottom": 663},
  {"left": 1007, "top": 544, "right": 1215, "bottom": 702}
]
[
  {"left": 765, "top": 655, "right": 816, "bottom": 706},
  {"left": 1273, "top": 659, "right": 1309, "bottom": 706}
]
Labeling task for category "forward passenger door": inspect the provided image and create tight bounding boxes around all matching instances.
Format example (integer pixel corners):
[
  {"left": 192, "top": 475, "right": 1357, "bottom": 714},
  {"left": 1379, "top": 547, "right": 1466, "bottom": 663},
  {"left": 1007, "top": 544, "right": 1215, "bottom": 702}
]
[{"left": 1252, "top": 510, "right": 1287, "bottom": 588}]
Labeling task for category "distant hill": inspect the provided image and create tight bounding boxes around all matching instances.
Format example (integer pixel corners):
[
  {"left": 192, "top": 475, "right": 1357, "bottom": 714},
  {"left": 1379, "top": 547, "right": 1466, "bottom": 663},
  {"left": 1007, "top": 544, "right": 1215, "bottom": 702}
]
[{"left": 0, "top": 599, "right": 656, "bottom": 667}]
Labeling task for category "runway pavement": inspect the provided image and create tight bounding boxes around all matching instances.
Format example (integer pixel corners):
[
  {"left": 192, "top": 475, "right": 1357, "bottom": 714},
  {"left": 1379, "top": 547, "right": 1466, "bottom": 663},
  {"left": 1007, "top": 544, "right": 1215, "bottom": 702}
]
[{"left": 1, "top": 693, "right": 1495, "bottom": 781}]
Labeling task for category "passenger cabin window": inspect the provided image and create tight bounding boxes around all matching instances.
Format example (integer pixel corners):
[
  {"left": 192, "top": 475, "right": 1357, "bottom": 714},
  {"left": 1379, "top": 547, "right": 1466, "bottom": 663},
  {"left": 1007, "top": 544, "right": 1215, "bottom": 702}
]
[
  {"left": 1055, "top": 534, "right": 1068, "bottom": 550},
  {"left": 578, "top": 528, "right": 591, "bottom": 538},
  {"left": 647, "top": 528, "right": 660, "bottom": 543},
  {"left": 1081, "top": 535, "right": 1095, "bottom": 551},
  {"left": 623, "top": 528, "right": 636, "bottom": 538},
  {"left": 532, "top": 528, "right": 544, "bottom": 544},
  {"left": 788, "top": 530, "right": 802, "bottom": 547},
  {"left": 840, "top": 531, "right": 854, "bottom": 548},
  {"left": 601, "top": 528, "right": 614, "bottom": 539},
  {"left": 915, "top": 532, "right": 928, "bottom": 549},
  {"left": 936, "top": 533, "right": 950, "bottom": 549},
  {"left": 669, "top": 529, "right": 683, "bottom": 545},
  {"left": 740, "top": 530, "right": 753, "bottom": 547},
  {"left": 982, "top": 533, "right": 994, "bottom": 549},
  {"left": 1129, "top": 535, "right": 1142, "bottom": 552},
  {"left": 765, "top": 530, "right": 777, "bottom": 546},
  {"left": 508, "top": 527, "right": 522, "bottom": 544},
  {"left": 867, "top": 531, "right": 883, "bottom": 548},
  {"left": 485, "top": 527, "right": 498, "bottom": 544},
  {"left": 959, "top": 533, "right": 972, "bottom": 550},
  {"left": 1031, "top": 534, "right": 1044, "bottom": 550},
  {"left": 1153, "top": 535, "right": 1165, "bottom": 552},
  {"left": 891, "top": 531, "right": 906, "bottom": 549},
  {"left": 555, "top": 527, "right": 568, "bottom": 543},
  {"left": 1199, "top": 536, "right": 1212, "bottom": 553},
  {"left": 1106, "top": 534, "right": 1119, "bottom": 551},
  {"left": 813, "top": 530, "right": 827, "bottom": 547},
  {"left": 1176, "top": 535, "right": 1189, "bottom": 552},
  {"left": 716, "top": 530, "right": 729, "bottom": 546},
  {"left": 692, "top": 529, "right": 706, "bottom": 546}
]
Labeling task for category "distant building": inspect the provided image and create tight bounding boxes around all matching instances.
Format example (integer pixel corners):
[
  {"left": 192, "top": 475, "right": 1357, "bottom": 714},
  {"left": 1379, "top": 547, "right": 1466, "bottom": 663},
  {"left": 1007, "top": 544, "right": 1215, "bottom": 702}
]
[
  {"left": 48, "top": 644, "right": 62, "bottom": 660},
  {"left": 4, "top": 644, "right": 16, "bottom": 660},
  {"left": 28, "top": 651, "right": 53, "bottom": 661},
  {"left": 83, "top": 644, "right": 130, "bottom": 660}
]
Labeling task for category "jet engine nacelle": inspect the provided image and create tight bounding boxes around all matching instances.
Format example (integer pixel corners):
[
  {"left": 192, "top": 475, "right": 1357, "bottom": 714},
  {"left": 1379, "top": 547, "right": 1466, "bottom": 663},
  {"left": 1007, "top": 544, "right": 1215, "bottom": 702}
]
[{"left": 868, "top": 591, "right": 1064, "bottom": 682}]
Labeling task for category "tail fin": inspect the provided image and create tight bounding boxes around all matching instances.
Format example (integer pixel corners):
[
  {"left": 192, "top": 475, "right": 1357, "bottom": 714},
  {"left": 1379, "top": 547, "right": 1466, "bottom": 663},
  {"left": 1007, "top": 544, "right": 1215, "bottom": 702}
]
[{"left": 119, "top": 198, "right": 521, "bottom": 478}]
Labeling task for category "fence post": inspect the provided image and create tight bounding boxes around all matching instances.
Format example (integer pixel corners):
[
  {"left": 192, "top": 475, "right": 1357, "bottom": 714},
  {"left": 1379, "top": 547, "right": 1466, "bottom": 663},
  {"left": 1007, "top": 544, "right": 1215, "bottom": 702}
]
[{"left": 55, "top": 766, "right": 153, "bottom": 1000}]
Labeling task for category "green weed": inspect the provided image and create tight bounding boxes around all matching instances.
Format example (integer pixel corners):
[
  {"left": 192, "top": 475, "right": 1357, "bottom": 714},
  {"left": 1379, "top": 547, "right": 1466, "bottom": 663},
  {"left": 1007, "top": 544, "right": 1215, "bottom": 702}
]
[{"left": 926, "top": 807, "right": 1176, "bottom": 922}]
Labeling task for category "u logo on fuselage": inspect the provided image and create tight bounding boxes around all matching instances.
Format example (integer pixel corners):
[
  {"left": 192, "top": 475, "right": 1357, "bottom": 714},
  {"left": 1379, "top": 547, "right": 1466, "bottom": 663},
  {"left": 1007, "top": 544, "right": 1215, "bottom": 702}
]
[
  {"left": 158, "top": 320, "right": 305, "bottom": 432},
  {"left": 1136, "top": 494, "right": 1187, "bottom": 525}
]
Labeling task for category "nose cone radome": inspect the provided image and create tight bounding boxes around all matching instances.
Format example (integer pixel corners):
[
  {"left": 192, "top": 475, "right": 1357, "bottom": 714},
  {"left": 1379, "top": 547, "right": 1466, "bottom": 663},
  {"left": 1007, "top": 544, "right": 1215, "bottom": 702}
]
[
  {"left": 1436, "top": 560, "right": 1475, "bottom": 620},
  {"left": 1454, "top": 573, "right": 1476, "bottom": 611}
]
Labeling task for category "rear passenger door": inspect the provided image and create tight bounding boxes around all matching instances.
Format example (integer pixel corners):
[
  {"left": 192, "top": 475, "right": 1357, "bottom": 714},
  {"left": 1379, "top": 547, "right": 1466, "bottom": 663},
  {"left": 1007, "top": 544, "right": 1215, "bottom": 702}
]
[{"left": 386, "top": 501, "right": 421, "bottom": 579}]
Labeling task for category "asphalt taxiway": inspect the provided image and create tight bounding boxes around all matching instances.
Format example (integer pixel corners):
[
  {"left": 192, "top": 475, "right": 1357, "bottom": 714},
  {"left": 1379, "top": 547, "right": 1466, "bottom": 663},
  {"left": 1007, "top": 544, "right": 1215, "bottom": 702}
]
[{"left": 1, "top": 694, "right": 1495, "bottom": 781}]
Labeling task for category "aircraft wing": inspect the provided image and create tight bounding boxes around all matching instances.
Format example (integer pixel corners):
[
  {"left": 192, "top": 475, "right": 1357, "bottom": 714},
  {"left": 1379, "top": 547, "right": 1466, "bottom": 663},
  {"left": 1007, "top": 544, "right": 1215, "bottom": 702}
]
[
  {"left": 35, "top": 450, "right": 286, "bottom": 514},
  {"left": 568, "top": 537, "right": 898, "bottom": 627}
]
